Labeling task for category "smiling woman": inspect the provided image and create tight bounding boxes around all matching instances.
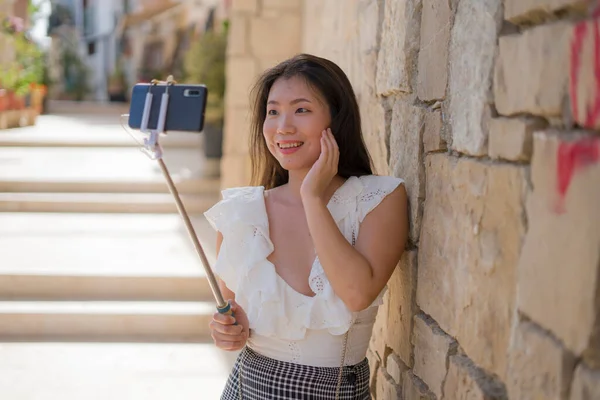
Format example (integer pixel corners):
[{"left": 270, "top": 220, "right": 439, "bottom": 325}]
[
  {"left": 204, "top": 54, "right": 409, "bottom": 400},
  {"left": 249, "top": 54, "right": 374, "bottom": 189}
]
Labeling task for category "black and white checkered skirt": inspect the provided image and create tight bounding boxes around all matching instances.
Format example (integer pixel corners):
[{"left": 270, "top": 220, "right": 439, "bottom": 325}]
[{"left": 221, "top": 346, "right": 371, "bottom": 400}]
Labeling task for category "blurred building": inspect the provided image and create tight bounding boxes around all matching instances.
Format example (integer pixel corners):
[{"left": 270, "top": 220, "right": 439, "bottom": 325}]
[
  {"left": 0, "top": 0, "right": 29, "bottom": 70},
  {"left": 47, "top": 0, "right": 227, "bottom": 102}
]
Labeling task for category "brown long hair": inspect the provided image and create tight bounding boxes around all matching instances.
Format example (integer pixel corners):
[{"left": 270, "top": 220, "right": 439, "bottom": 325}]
[{"left": 249, "top": 53, "right": 373, "bottom": 189}]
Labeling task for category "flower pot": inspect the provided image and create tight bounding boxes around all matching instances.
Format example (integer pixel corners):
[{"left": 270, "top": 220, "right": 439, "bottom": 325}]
[
  {"left": 6, "top": 91, "right": 15, "bottom": 110},
  {"left": 0, "top": 90, "right": 7, "bottom": 112},
  {"left": 14, "top": 95, "right": 25, "bottom": 110}
]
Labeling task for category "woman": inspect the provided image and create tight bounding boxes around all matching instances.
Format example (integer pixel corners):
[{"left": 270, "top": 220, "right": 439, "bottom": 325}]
[{"left": 204, "top": 54, "right": 408, "bottom": 399}]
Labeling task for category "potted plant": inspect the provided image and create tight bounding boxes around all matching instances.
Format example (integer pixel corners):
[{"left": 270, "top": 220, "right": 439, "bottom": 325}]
[
  {"left": 0, "top": 89, "right": 7, "bottom": 112},
  {"left": 183, "top": 21, "right": 228, "bottom": 161},
  {"left": 108, "top": 63, "right": 127, "bottom": 102}
]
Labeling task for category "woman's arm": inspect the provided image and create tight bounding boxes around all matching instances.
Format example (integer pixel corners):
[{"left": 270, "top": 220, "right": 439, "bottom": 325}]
[{"left": 303, "top": 184, "right": 408, "bottom": 311}]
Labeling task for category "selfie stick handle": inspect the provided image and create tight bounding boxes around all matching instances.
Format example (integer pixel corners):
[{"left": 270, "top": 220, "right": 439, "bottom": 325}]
[{"left": 140, "top": 81, "right": 231, "bottom": 316}]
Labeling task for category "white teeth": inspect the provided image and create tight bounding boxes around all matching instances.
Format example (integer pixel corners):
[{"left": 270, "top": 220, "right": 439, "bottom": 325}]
[{"left": 278, "top": 142, "right": 303, "bottom": 149}]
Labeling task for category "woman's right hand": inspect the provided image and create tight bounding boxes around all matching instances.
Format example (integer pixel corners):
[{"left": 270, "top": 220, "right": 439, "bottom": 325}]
[{"left": 209, "top": 299, "right": 249, "bottom": 351}]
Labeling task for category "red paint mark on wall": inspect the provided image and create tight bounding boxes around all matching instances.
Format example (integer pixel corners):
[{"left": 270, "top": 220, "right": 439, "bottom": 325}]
[
  {"left": 555, "top": 137, "right": 600, "bottom": 213},
  {"left": 570, "top": 9, "right": 600, "bottom": 128}
]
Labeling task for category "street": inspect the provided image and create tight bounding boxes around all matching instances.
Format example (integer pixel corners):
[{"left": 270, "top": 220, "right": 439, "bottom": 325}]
[{"left": 0, "top": 103, "right": 234, "bottom": 399}]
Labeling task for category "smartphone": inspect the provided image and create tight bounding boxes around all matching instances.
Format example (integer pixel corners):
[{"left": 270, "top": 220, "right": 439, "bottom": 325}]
[{"left": 128, "top": 83, "right": 208, "bottom": 132}]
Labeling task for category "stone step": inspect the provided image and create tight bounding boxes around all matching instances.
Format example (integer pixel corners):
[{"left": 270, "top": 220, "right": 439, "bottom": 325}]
[
  {"left": 47, "top": 99, "right": 131, "bottom": 115},
  {"left": 0, "top": 342, "right": 235, "bottom": 399},
  {"left": 0, "top": 274, "right": 215, "bottom": 301},
  {"left": 0, "top": 178, "right": 219, "bottom": 194},
  {"left": 0, "top": 147, "right": 209, "bottom": 183},
  {"left": 0, "top": 301, "right": 216, "bottom": 342},
  {"left": 0, "top": 113, "right": 204, "bottom": 148},
  {"left": 0, "top": 213, "right": 219, "bottom": 300},
  {"left": 0, "top": 135, "right": 203, "bottom": 148},
  {"left": 0, "top": 192, "right": 219, "bottom": 213}
]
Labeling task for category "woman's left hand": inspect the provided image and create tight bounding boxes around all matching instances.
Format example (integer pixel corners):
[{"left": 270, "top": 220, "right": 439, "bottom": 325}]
[{"left": 300, "top": 128, "right": 339, "bottom": 201}]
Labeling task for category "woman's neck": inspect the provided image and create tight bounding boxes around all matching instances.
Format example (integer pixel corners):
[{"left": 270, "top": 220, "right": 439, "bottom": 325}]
[
  {"left": 283, "top": 170, "right": 345, "bottom": 205},
  {"left": 285, "top": 170, "right": 308, "bottom": 200}
]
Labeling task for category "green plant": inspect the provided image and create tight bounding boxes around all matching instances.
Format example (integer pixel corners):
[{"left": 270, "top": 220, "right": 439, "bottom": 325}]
[
  {"left": 108, "top": 62, "right": 126, "bottom": 89},
  {"left": 60, "top": 45, "right": 89, "bottom": 100},
  {"left": 183, "top": 22, "right": 227, "bottom": 126},
  {"left": 1, "top": 34, "right": 45, "bottom": 96}
]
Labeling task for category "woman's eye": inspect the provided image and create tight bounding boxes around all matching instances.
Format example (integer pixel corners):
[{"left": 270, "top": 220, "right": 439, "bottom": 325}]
[
  {"left": 267, "top": 109, "right": 278, "bottom": 116},
  {"left": 296, "top": 108, "right": 309, "bottom": 113}
]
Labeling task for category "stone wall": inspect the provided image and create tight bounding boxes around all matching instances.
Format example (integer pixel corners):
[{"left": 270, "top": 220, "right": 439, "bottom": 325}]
[
  {"left": 220, "top": 0, "right": 302, "bottom": 188},
  {"left": 223, "top": 0, "right": 600, "bottom": 398}
]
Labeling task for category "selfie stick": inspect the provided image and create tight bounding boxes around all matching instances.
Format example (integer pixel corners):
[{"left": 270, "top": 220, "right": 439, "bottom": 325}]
[{"left": 140, "top": 78, "right": 233, "bottom": 318}]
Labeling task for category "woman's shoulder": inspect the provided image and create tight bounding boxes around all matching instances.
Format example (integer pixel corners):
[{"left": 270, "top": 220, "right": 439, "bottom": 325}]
[
  {"left": 204, "top": 185, "right": 266, "bottom": 232},
  {"left": 220, "top": 185, "right": 265, "bottom": 201},
  {"left": 356, "top": 174, "right": 405, "bottom": 191},
  {"left": 353, "top": 174, "right": 406, "bottom": 222}
]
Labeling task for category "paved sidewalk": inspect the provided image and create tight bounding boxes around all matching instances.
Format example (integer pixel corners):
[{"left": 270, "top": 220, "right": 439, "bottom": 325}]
[
  {"left": 0, "top": 342, "right": 237, "bottom": 400},
  {"left": 0, "top": 106, "right": 232, "bottom": 399}
]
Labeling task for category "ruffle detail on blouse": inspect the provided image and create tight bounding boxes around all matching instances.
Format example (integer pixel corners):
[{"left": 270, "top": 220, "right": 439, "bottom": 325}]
[{"left": 203, "top": 175, "right": 404, "bottom": 340}]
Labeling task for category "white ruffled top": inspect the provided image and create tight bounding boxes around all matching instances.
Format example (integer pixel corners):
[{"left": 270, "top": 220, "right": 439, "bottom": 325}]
[{"left": 204, "top": 175, "right": 404, "bottom": 367}]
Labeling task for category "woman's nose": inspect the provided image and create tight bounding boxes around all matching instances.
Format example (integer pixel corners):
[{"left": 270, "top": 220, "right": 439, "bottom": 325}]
[{"left": 276, "top": 116, "right": 296, "bottom": 134}]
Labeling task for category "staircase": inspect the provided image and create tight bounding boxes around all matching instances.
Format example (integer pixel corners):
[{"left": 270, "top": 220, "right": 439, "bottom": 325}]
[{"left": 0, "top": 108, "right": 222, "bottom": 344}]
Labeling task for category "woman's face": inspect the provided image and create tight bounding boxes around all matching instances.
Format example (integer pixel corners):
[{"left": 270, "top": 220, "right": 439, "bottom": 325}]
[{"left": 263, "top": 75, "right": 331, "bottom": 172}]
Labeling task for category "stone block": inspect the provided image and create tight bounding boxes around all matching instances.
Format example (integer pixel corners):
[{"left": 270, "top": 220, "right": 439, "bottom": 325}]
[
  {"left": 359, "top": 91, "right": 389, "bottom": 176},
  {"left": 250, "top": 15, "right": 302, "bottom": 58},
  {"left": 488, "top": 117, "right": 547, "bottom": 161},
  {"left": 507, "top": 319, "right": 576, "bottom": 400},
  {"left": 360, "top": 48, "right": 379, "bottom": 92},
  {"left": 417, "top": 0, "right": 452, "bottom": 101},
  {"left": 570, "top": 16, "right": 600, "bottom": 130},
  {"left": 386, "top": 353, "right": 409, "bottom": 386},
  {"left": 423, "top": 109, "right": 446, "bottom": 153},
  {"left": 443, "top": 355, "right": 508, "bottom": 400},
  {"left": 385, "top": 251, "right": 418, "bottom": 366},
  {"left": 570, "top": 363, "right": 600, "bottom": 400},
  {"left": 359, "top": 0, "right": 380, "bottom": 53},
  {"left": 227, "top": 15, "right": 248, "bottom": 56},
  {"left": 390, "top": 100, "right": 425, "bottom": 243},
  {"left": 225, "top": 57, "right": 257, "bottom": 108},
  {"left": 376, "top": 0, "right": 422, "bottom": 96},
  {"left": 517, "top": 131, "right": 600, "bottom": 358},
  {"left": 402, "top": 371, "right": 436, "bottom": 400},
  {"left": 413, "top": 314, "right": 456, "bottom": 399},
  {"left": 494, "top": 21, "right": 571, "bottom": 117},
  {"left": 505, "top": 0, "right": 589, "bottom": 24},
  {"left": 377, "top": 368, "right": 402, "bottom": 399},
  {"left": 256, "top": 56, "right": 286, "bottom": 73},
  {"left": 220, "top": 154, "right": 252, "bottom": 189},
  {"left": 417, "top": 154, "right": 527, "bottom": 379},
  {"left": 366, "top": 348, "right": 380, "bottom": 395},
  {"left": 232, "top": 0, "right": 258, "bottom": 14},
  {"left": 448, "top": 0, "right": 502, "bottom": 156},
  {"left": 262, "top": 0, "right": 302, "bottom": 10},
  {"left": 369, "top": 289, "right": 389, "bottom": 363},
  {"left": 223, "top": 107, "right": 251, "bottom": 156}
]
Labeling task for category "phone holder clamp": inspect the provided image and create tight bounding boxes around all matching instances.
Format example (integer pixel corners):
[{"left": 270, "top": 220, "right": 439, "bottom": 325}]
[{"left": 139, "top": 76, "right": 177, "bottom": 160}]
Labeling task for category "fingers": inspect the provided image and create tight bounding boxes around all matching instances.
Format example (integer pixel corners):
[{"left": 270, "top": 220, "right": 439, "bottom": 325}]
[
  {"left": 325, "top": 128, "right": 339, "bottom": 172},
  {"left": 320, "top": 130, "right": 329, "bottom": 161},
  {"left": 210, "top": 312, "right": 247, "bottom": 351},
  {"left": 212, "top": 311, "right": 236, "bottom": 326}
]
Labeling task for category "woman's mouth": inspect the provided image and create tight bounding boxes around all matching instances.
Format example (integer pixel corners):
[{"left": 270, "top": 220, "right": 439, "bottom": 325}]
[{"left": 277, "top": 141, "right": 304, "bottom": 154}]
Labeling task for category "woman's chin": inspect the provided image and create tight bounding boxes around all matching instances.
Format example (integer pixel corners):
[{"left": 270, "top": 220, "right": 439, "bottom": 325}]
[{"left": 277, "top": 159, "right": 314, "bottom": 172}]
